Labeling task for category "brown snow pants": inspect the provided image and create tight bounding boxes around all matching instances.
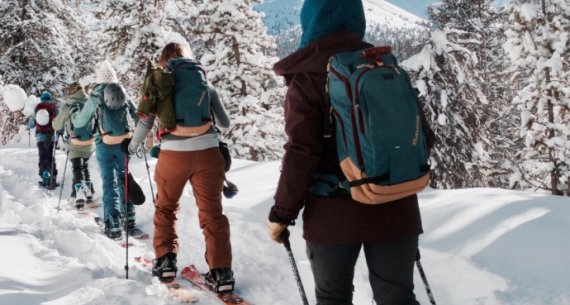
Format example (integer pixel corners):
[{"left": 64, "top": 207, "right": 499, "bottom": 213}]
[{"left": 153, "top": 147, "right": 232, "bottom": 269}]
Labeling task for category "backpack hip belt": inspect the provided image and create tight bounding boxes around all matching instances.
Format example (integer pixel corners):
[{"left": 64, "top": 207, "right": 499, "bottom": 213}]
[
  {"left": 101, "top": 132, "right": 132, "bottom": 145},
  {"left": 70, "top": 137, "right": 95, "bottom": 146},
  {"left": 169, "top": 122, "right": 212, "bottom": 137}
]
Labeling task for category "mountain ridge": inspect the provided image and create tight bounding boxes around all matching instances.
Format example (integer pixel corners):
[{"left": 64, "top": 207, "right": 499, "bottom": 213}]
[{"left": 255, "top": 0, "right": 428, "bottom": 35}]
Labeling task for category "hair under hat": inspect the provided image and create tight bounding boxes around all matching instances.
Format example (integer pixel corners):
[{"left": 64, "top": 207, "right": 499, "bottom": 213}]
[
  {"left": 95, "top": 60, "right": 118, "bottom": 83},
  {"left": 67, "top": 82, "right": 84, "bottom": 96}
]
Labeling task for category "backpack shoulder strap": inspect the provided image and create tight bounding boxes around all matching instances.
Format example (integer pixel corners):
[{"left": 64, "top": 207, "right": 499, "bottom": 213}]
[{"left": 318, "top": 70, "right": 333, "bottom": 139}]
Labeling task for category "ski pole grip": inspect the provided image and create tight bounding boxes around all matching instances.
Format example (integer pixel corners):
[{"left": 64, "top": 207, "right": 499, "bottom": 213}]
[
  {"left": 362, "top": 46, "right": 392, "bottom": 59},
  {"left": 280, "top": 228, "right": 291, "bottom": 249}
]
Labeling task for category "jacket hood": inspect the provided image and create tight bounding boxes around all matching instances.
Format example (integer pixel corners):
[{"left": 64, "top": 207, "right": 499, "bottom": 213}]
[
  {"left": 274, "top": 31, "right": 372, "bottom": 76},
  {"left": 299, "top": 0, "right": 365, "bottom": 49}
]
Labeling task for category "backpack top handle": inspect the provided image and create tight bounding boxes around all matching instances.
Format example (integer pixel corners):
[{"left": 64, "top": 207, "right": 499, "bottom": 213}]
[{"left": 361, "top": 46, "right": 392, "bottom": 59}]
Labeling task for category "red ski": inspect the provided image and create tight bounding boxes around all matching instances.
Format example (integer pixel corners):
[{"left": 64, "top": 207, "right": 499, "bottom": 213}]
[
  {"left": 180, "top": 265, "right": 251, "bottom": 305},
  {"left": 134, "top": 257, "right": 198, "bottom": 303}
]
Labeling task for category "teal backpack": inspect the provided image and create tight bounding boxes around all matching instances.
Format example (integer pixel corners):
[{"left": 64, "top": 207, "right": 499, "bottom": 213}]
[
  {"left": 167, "top": 58, "right": 211, "bottom": 137},
  {"left": 69, "top": 102, "right": 95, "bottom": 141},
  {"left": 95, "top": 83, "right": 131, "bottom": 144},
  {"left": 321, "top": 46, "right": 430, "bottom": 204}
]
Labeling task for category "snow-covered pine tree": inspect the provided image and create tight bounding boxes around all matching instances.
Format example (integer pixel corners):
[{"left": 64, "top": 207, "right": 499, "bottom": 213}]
[
  {"left": 188, "top": 0, "right": 285, "bottom": 161},
  {"left": 0, "top": 0, "right": 96, "bottom": 97},
  {"left": 480, "top": 6, "right": 521, "bottom": 188},
  {"left": 162, "top": 0, "right": 198, "bottom": 40},
  {"left": 365, "top": 26, "right": 428, "bottom": 60},
  {"left": 0, "top": 0, "right": 95, "bottom": 143},
  {"left": 96, "top": 0, "right": 172, "bottom": 99},
  {"left": 504, "top": 0, "right": 570, "bottom": 195},
  {"left": 401, "top": 0, "right": 493, "bottom": 189}
]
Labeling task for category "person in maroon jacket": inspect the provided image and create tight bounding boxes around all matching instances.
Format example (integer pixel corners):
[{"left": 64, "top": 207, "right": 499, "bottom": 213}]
[{"left": 266, "top": 1, "right": 426, "bottom": 304}]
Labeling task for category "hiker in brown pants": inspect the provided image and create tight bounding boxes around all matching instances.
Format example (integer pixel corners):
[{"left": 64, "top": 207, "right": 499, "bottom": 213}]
[
  {"left": 153, "top": 148, "right": 231, "bottom": 268},
  {"left": 126, "top": 42, "right": 235, "bottom": 292}
]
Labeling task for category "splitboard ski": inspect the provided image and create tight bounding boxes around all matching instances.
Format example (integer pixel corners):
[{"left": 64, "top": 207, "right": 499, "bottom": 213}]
[
  {"left": 70, "top": 199, "right": 101, "bottom": 211},
  {"left": 180, "top": 265, "right": 251, "bottom": 305},
  {"left": 92, "top": 216, "right": 149, "bottom": 241},
  {"left": 128, "top": 227, "right": 150, "bottom": 240},
  {"left": 134, "top": 257, "right": 199, "bottom": 303}
]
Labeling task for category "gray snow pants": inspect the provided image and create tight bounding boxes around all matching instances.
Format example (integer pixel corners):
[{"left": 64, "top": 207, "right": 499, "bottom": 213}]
[{"left": 306, "top": 236, "right": 421, "bottom": 305}]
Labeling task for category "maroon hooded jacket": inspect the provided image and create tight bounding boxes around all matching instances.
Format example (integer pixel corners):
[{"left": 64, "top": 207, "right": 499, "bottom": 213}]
[{"left": 269, "top": 31, "right": 423, "bottom": 244}]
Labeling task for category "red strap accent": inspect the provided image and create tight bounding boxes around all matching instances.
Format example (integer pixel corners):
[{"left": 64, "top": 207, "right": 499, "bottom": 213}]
[{"left": 362, "top": 46, "right": 392, "bottom": 59}]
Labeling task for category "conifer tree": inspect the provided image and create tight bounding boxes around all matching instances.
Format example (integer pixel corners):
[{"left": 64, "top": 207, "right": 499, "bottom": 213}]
[
  {"left": 402, "top": 0, "right": 495, "bottom": 188},
  {"left": 504, "top": 0, "right": 570, "bottom": 195},
  {"left": 0, "top": 0, "right": 96, "bottom": 97},
  {"left": 0, "top": 0, "right": 95, "bottom": 143},
  {"left": 96, "top": 0, "right": 172, "bottom": 99},
  {"left": 188, "top": 0, "right": 285, "bottom": 161},
  {"left": 481, "top": 6, "right": 521, "bottom": 188}
]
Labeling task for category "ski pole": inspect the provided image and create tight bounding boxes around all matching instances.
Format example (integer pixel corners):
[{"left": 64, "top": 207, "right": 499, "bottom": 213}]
[
  {"left": 142, "top": 147, "right": 155, "bottom": 205},
  {"left": 280, "top": 229, "right": 309, "bottom": 305},
  {"left": 124, "top": 154, "right": 130, "bottom": 279},
  {"left": 56, "top": 149, "right": 70, "bottom": 212},
  {"left": 416, "top": 250, "right": 437, "bottom": 305}
]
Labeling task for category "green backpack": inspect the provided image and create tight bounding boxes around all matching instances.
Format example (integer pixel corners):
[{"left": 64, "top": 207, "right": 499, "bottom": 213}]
[
  {"left": 138, "top": 59, "right": 212, "bottom": 138},
  {"left": 68, "top": 102, "right": 95, "bottom": 141},
  {"left": 138, "top": 60, "right": 176, "bottom": 129}
]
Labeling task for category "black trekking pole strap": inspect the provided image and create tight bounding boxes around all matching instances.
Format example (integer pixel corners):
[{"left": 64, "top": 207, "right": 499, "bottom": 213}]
[
  {"left": 280, "top": 229, "right": 310, "bottom": 305},
  {"left": 416, "top": 250, "right": 437, "bottom": 305},
  {"left": 124, "top": 155, "right": 129, "bottom": 279},
  {"left": 56, "top": 149, "right": 70, "bottom": 212}
]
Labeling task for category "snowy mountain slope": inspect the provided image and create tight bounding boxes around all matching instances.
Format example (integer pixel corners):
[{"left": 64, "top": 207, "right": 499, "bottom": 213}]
[
  {"left": 1, "top": 131, "right": 570, "bottom": 305},
  {"left": 256, "top": 0, "right": 427, "bottom": 35}
]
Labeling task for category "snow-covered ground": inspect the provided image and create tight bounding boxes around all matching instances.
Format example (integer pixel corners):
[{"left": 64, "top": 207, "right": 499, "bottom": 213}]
[{"left": 1, "top": 131, "right": 569, "bottom": 305}]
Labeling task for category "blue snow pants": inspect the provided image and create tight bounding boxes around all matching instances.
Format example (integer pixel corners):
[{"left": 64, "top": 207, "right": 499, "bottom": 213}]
[{"left": 95, "top": 142, "right": 134, "bottom": 222}]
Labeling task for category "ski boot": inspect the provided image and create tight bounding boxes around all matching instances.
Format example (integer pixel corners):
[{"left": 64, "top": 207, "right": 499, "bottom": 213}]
[
  {"left": 82, "top": 180, "right": 94, "bottom": 204},
  {"left": 41, "top": 170, "right": 51, "bottom": 188},
  {"left": 81, "top": 181, "right": 99, "bottom": 208},
  {"left": 152, "top": 252, "right": 177, "bottom": 282},
  {"left": 205, "top": 267, "right": 235, "bottom": 293},
  {"left": 124, "top": 213, "right": 147, "bottom": 239},
  {"left": 104, "top": 217, "right": 122, "bottom": 240},
  {"left": 74, "top": 183, "right": 86, "bottom": 210}
]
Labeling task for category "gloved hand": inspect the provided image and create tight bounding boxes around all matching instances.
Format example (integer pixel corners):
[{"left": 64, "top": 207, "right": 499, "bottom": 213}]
[
  {"left": 120, "top": 138, "right": 132, "bottom": 155},
  {"left": 149, "top": 144, "right": 160, "bottom": 158},
  {"left": 222, "top": 180, "right": 238, "bottom": 199},
  {"left": 266, "top": 219, "right": 288, "bottom": 244}
]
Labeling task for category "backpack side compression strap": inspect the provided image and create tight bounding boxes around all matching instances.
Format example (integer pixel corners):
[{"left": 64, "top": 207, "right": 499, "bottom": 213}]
[{"left": 348, "top": 164, "right": 430, "bottom": 187}]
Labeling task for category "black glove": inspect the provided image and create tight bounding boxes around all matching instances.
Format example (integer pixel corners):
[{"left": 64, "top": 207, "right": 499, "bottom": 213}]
[
  {"left": 120, "top": 138, "right": 132, "bottom": 155},
  {"left": 223, "top": 179, "right": 238, "bottom": 199}
]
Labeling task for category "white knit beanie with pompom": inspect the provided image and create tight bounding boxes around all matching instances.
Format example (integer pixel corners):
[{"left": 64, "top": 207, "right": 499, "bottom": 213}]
[{"left": 95, "top": 60, "right": 118, "bottom": 83}]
